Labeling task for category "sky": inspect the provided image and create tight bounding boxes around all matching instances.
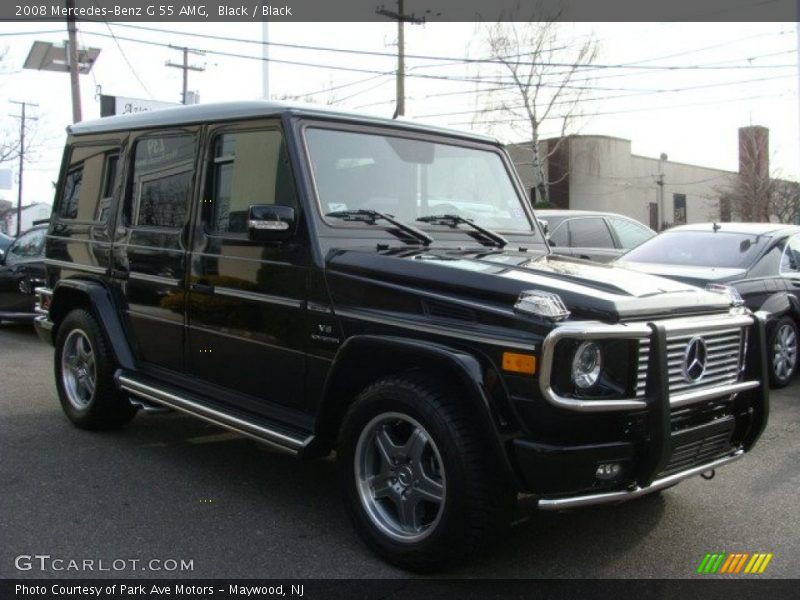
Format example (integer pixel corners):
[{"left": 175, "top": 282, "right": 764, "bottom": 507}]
[{"left": 0, "top": 20, "right": 797, "bottom": 209}]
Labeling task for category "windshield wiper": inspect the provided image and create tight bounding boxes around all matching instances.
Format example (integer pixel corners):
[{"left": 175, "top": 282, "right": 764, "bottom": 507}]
[
  {"left": 416, "top": 214, "right": 507, "bottom": 248},
  {"left": 326, "top": 209, "right": 433, "bottom": 246}
]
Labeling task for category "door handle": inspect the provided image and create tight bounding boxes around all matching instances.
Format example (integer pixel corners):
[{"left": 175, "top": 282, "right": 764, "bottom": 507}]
[{"left": 190, "top": 282, "right": 214, "bottom": 294}]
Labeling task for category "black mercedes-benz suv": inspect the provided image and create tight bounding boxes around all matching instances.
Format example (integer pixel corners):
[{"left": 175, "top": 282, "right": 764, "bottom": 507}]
[{"left": 34, "top": 102, "right": 769, "bottom": 570}]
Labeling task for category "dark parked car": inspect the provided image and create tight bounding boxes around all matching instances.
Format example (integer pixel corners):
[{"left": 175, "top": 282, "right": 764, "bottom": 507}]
[
  {"left": 537, "top": 209, "right": 656, "bottom": 262},
  {"left": 618, "top": 222, "right": 800, "bottom": 388},
  {"left": 34, "top": 102, "right": 768, "bottom": 570},
  {"left": 0, "top": 225, "right": 46, "bottom": 323},
  {"left": 0, "top": 231, "right": 14, "bottom": 261}
]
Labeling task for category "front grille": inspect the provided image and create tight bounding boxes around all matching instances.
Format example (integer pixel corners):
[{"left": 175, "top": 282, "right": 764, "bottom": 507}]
[
  {"left": 657, "top": 424, "right": 735, "bottom": 478},
  {"left": 635, "top": 327, "right": 744, "bottom": 399}
]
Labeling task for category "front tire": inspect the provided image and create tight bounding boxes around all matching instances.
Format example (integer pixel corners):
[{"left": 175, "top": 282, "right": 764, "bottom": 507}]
[
  {"left": 337, "top": 374, "right": 515, "bottom": 571},
  {"left": 768, "top": 316, "right": 798, "bottom": 389},
  {"left": 55, "top": 309, "right": 136, "bottom": 429}
]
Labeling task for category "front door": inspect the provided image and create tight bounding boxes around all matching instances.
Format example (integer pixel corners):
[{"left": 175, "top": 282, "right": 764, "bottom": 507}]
[{"left": 186, "top": 121, "right": 309, "bottom": 415}]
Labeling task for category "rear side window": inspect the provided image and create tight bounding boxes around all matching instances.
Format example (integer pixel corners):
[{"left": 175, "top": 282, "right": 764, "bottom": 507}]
[
  {"left": 608, "top": 217, "right": 653, "bottom": 249},
  {"left": 57, "top": 144, "right": 120, "bottom": 222},
  {"left": 567, "top": 218, "right": 615, "bottom": 248},
  {"left": 128, "top": 133, "right": 196, "bottom": 229}
]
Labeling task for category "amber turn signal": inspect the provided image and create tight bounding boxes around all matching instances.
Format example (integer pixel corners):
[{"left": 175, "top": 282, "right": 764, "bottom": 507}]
[{"left": 502, "top": 352, "right": 537, "bottom": 375}]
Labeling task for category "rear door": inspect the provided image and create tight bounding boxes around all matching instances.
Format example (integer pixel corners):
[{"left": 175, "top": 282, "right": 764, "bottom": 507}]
[
  {"left": 111, "top": 129, "right": 200, "bottom": 373},
  {"left": 186, "top": 120, "right": 309, "bottom": 415},
  {"left": 564, "top": 217, "right": 619, "bottom": 262}
]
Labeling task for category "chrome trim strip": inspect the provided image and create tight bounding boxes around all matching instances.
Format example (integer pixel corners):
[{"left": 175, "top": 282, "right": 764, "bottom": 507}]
[
  {"left": 214, "top": 286, "right": 303, "bottom": 308},
  {"left": 45, "top": 259, "right": 107, "bottom": 275},
  {"left": 670, "top": 380, "right": 760, "bottom": 408},
  {"left": 658, "top": 313, "right": 754, "bottom": 336},
  {"left": 538, "top": 322, "right": 652, "bottom": 413},
  {"left": 334, "top": 307, "right": 538, "bottom": 351},
  {"left": 128, "top": 272, "right": 182, "bottom": 287},
  {"left": 537, "top": 450, "right": 745, "bottom": 510},
  {"left": 117, "top": 374, "right": 312, "bottom": 454},
  {"left": 307, "top": 301, "right": 333, "bottom": 314}
]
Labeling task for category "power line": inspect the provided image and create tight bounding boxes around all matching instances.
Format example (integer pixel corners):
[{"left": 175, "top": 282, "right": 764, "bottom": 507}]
[
  {"left": 103, "top": 21, "right": 155, "bottom": 99},
  {"left": 413, "top": 73, "right": 795, "bottom": 119},
  {"left": 78, "top": 30, "right": 797, "bottom": 96},
  {"left": 447, "top": 92, "right": 790, "bottom": 126},
  {"left": 79, "top": 21, "right": 795, "bottom": 73}
]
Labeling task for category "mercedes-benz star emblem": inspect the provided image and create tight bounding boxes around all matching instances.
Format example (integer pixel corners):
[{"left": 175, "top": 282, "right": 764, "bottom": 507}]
[{"left": 682, "top": 336, "right": 708, "bottom": 383}]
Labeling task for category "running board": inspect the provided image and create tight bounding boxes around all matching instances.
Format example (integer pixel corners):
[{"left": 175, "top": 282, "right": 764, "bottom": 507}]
[{"left": 115, "top": 372, "right": 313, "bottom": 455}]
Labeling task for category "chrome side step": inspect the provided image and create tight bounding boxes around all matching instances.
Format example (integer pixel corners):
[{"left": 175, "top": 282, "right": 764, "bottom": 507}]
[{"left": 116, "top": 373, "right": 313, "bottom": 456}]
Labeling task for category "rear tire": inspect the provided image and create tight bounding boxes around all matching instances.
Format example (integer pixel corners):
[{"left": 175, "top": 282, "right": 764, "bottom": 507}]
[
  {"left": 768, "top": 316, "right": 798, "bottom": 389},
  {"left": 337, "top": 373, "right": 515, "bottom": 571},
  {"left": 54, "top": 308, "right": 136, "bottom": 430}
]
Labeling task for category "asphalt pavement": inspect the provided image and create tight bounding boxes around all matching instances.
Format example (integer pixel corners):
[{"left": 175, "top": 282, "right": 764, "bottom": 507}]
[{"left": 1, "top": 322, "right": 798, "bottom": 579}]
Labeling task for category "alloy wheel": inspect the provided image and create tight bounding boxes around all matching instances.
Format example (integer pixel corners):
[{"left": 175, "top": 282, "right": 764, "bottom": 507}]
[
  {"left": 61, "top": 329, "right": 97, "bottom": 410},
  {"left": 354, "top": 412, "right": 446, "bottom": 543}
]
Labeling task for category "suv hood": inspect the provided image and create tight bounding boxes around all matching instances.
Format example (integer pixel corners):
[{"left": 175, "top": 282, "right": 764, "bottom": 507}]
[{"left": 326, "top": 248, "right": 732, "bottom": 322}]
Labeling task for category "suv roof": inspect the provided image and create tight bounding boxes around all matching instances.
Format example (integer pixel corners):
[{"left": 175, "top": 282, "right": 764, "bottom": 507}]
[{"left": 68, "top": 100, "right": 499, "bottom": 144}]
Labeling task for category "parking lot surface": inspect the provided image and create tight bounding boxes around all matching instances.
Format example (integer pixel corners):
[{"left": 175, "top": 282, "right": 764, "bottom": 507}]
[{"left": 1, "top": 323, "right": 798, "bottom": 578}]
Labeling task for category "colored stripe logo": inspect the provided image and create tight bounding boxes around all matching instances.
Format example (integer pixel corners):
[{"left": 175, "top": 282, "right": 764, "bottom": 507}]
[{"left": 696, "top": 552, "right": 773, "bottom": 574}]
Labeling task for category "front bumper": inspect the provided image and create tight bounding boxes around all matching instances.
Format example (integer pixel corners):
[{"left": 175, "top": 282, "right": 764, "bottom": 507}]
[
  {"left": 33, "top": 315, "right": 54, "bottom": 345},
  {"left": 512, "top": 311, "right": 769, "bottom": 508},
  {"left": 537, "top": 451, "right": 744, "bottom": 510}
]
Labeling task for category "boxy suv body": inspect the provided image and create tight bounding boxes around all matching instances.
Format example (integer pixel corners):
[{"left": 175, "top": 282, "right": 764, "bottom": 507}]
[{"left": 35, "top": 102, "right": 769, "bottom": 569}]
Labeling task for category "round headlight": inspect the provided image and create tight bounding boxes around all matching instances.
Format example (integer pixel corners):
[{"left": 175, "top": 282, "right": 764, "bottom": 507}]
[{"left": 571, "top": 341, "right": 602, "bottom": 390}]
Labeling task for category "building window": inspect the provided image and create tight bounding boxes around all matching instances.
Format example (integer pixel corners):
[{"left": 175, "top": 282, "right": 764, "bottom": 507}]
[{"left": 673, "top": 193, "right": 687, "bottom": 224}]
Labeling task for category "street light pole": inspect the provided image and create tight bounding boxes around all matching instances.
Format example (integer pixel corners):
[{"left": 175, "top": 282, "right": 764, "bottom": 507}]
[{"left": 65, "top": 0, "right": 82, "bottom": 122}]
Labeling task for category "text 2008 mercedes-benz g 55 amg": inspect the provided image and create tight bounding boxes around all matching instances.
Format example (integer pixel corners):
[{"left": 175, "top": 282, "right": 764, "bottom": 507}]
[{"left": 35, "top": 102, "right": 769, "bottom": 570}]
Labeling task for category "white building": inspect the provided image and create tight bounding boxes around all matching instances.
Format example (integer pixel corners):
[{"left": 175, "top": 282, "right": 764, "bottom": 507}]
[
  {"left": 507, "top": 126, "right": 772, "bottom": 229},
  {"left": 2, "top": 202, "right": 51, "bottom": 235}
]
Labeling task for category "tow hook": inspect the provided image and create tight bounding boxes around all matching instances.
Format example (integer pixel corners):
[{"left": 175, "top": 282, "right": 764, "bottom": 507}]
[{"left": 700, "top": 470, "right": 716, "bottom": 480}]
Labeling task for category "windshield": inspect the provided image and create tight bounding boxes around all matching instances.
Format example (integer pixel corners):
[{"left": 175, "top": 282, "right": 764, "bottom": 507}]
[
  {"left": 305, "top": 127, "right": 533, "bottom": 234},
  {"left": 621, "top": 230, "right": 767, "bottom": 269}
]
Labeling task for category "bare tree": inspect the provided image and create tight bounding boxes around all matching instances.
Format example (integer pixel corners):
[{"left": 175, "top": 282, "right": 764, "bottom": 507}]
[
  {"left": 474, "top": 18, "right": 598, "bottom": 205},
  {"left": 770, "top": 179, "right": 800, "bottom": 224}
]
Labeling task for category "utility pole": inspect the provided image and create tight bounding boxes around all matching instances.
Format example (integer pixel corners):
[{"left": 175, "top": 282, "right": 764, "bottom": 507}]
[
  {"left": 9, "top": 101, "right": 38, "bottom": 237},
  {"left": 65, "top": 0, "right": 82, "bottom": 122},
  {"left": 377, "top": 1, "right": 425, "bottom": 117},
  {"left": 166, "top": 45, "right": 205, "bottom": 104},
  {"left": 657, "top": 152, "right": 668, "bottom": 231}
]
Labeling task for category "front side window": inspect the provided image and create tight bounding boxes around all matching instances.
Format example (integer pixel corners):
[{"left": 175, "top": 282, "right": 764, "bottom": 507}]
[
  {"left": 567, "top": 218, "right": 615, "bottom": 248},
  {"left": 205, "top": 129, "right": 297, "bottom": 235},
  {"left": 6, "top": 228, "right": 45, "bottom": 264},
  {"left": 58, "top": 144, "right": 119, "bottom": 221},
  {"left": 129, "top": 134, "right": 195, "bottom": 229},
  {"left": 305, "top": 127, "right": 532, "bottom": 234}
]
